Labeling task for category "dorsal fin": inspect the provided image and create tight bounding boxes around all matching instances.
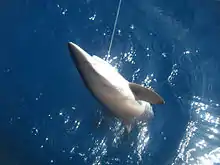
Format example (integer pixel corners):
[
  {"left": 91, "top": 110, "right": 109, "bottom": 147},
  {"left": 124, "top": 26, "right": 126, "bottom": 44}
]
[{"left": 129, "top": 83, "right": 165, "bottom": 104}]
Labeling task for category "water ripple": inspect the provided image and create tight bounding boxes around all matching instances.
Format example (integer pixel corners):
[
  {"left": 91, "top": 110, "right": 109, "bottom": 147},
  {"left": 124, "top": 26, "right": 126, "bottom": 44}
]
[{"left": 172, "top": 96, "right": 220, "bottom": 165}]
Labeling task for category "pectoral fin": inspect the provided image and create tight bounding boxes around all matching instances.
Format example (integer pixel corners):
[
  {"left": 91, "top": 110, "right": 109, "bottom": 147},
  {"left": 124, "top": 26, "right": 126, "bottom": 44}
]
[{"left": 129, "top": 83, "right": 165, "bottom": 104}]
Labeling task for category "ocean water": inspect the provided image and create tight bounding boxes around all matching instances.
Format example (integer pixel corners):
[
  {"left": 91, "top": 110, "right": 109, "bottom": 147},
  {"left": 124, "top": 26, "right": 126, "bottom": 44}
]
[{"left": 1, "top": 0, "right": 220, "bottom": 165}]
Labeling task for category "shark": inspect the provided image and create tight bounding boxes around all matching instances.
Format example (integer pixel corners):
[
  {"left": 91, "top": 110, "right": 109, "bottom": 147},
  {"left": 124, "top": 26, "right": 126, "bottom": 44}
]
[{"left": 68, "top": 42, "right": 164, "bottom": 132}]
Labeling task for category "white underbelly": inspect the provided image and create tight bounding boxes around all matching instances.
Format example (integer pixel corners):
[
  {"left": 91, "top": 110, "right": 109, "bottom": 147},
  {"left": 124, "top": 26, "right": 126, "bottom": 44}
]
[
  {"left": 91, "top": 81, "right": 145, "bottom": 119},
  {"left": 83, "top": 55, "right": 145, "bottom": 119}
]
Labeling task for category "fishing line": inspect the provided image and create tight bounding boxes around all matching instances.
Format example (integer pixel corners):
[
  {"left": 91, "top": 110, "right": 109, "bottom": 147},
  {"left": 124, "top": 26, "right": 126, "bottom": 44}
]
[{"left": 107, "top": 0, "right": 122, "bottom": 57}]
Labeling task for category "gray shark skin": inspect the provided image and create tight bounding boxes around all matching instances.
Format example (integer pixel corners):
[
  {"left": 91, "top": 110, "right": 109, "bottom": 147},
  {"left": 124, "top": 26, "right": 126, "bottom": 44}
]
[{"left": 68, "top": 42, "right": 165, "bottom": 132}]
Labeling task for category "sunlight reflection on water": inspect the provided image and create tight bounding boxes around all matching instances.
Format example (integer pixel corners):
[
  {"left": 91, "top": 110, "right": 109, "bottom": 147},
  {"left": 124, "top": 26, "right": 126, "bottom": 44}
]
[{"left": 172, "top": 96, "right": 220, "bottom": 165}]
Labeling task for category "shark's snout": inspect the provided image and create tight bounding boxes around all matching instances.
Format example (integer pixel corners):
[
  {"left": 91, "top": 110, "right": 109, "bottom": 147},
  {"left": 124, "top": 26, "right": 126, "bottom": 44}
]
[
  {"left": 68, "top": 42, "right": 91, "bottom": 66},
  {"left": 68, "top": 42, "right": 80, "bottom": 57}
]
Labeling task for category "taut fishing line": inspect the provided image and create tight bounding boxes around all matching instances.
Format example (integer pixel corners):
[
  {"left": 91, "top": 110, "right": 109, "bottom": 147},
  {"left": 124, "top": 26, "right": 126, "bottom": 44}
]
[{"left": 107, "top": 0, "right": 122, "bottom": 60}]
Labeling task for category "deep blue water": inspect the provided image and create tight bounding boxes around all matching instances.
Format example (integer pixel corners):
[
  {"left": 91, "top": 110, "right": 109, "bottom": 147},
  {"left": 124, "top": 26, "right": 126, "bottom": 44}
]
[{"left": 1, "top": 0, "right": 220, "bottom": 164}]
